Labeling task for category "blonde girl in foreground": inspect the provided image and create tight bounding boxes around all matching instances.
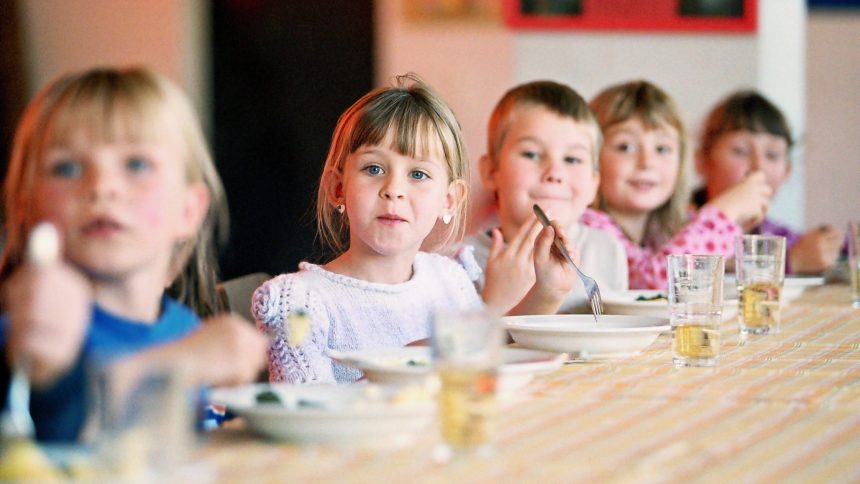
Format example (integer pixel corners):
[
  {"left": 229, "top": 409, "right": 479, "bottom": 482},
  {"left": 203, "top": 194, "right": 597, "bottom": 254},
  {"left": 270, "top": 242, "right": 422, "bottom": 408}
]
[
  {"left": 0, "top": 67, "right": 266, "bottom": 442},
  {"left": 253, "top": 74, "right": 576, "bottom": 384}
]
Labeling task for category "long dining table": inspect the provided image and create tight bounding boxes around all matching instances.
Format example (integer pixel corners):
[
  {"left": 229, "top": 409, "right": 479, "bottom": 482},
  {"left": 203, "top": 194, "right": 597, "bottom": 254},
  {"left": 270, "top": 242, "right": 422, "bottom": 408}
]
[{"left": 200, "top": 284, "right": 860, "bottom": 482}]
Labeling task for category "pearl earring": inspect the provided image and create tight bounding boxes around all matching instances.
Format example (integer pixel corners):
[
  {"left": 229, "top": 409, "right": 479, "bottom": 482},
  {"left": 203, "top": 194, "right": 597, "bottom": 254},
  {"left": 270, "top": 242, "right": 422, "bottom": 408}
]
[
  {"left": 336, "top": 204, "right": 345, "bottom": 214},
  {"left": 442, "top": 214, "right": 452, "bottom": 225}
]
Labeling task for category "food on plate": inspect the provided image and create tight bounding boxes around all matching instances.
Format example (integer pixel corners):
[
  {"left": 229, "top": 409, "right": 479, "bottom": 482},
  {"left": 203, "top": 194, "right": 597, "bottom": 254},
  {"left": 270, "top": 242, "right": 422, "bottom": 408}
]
[
  {"left": 253, "top": 384, "right": 431, "bottom": 411},
  {"left": 635, "top": 293, "right": 667, "bottom": 302}
]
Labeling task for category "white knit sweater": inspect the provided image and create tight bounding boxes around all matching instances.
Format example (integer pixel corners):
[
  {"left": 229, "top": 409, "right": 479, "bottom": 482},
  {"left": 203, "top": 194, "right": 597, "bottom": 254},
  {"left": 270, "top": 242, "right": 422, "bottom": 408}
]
[{"left": 252, "top": 251, "right": 484, "bottom": 383}]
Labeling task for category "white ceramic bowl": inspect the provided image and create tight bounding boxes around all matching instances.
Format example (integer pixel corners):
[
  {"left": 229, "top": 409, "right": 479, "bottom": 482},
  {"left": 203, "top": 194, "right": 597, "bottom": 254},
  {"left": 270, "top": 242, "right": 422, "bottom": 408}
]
[
  {"left": 603, "top": 289, "right": 738, "bottom": 321},
  {"left": 209, "top": 384, "right": 434, "bottom": 447},
  {"left": 329, "top": 347, "right": 566, "bottom": 397},
  {"left": 503, "top": 314, "right": 669, "bottom": 360}
]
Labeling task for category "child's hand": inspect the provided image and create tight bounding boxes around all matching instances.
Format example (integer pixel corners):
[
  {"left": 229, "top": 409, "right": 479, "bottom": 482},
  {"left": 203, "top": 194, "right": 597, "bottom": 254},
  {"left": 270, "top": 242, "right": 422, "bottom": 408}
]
[
  {"left": 481, "top": 219, "right": 544, "bottom": 314},
  {"left": 3, "top": 224, "right": 92, "bottom": 387},
  {"left": 165, "top": 314, "right": 268, "bottom": 386},
  {"left": 789, "top": 226, "right": 844, "bottom": 274},
  {"left": 533, "top": 222, "right": 577, "bottom": 303},
  {"left": 508, "top": 221, "right": 577, "bottom": 316},
  {"left": 709, "top": 171, "right": 772, "bottom": 231}
]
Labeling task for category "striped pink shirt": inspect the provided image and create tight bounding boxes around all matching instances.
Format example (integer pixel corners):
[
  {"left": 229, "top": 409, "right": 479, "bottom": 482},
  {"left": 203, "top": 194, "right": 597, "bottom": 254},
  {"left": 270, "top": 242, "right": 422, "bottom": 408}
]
[{"left": 581, "top": 206, "right": 741, "bottom": 289}]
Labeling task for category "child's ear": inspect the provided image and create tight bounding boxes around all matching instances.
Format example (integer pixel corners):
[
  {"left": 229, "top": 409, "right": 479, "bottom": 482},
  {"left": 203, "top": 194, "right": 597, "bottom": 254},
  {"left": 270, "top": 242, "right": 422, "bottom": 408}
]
[
  {"left": 325, "top": 170, "right": 345, "bottom": 207},
  {"left": 444, "top": 178, "right": 468, "bottom": 215},
  {"left": 478, "top": 154, "right": 498, "bottom": 191},
  {"left": 586, "top": 170, "right": 600, "bottom": 203},
  {"left": 175, "top": 182, "right": 210, "bottom": 240}
]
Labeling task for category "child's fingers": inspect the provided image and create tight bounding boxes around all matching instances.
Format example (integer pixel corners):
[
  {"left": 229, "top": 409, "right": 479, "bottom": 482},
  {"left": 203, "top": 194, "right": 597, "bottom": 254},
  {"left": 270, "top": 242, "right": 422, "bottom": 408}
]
[
  {"left": 487, "top": 227, "right": 505, "bottom": 260},
  {"left": 533, "top": 225, "right": 556, "bottom": 264},
  {"left": 511, "top": 217, "right": 544, "bottom": 258}
]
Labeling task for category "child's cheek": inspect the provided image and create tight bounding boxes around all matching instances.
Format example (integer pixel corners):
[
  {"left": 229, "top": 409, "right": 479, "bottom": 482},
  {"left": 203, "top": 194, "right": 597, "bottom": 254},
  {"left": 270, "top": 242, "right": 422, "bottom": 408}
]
[
  {"left": 32, "top": 183, "right": 72, "bottom": 221},
  {"left": 136, "top": 188, "right": 172, "bottom": 230}
]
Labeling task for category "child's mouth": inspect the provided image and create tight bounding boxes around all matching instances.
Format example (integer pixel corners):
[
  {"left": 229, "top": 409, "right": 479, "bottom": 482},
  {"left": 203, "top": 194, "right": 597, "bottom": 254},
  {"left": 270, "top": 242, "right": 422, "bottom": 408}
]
[
  {"left": 82, "top": 217, "right": 124, "bottom": 237},
  {"left": 628, "top": 180, "right": 657, "bottom": 191},
  {"left": 377, "top": 214, "right": 406, "bottom": 225}
]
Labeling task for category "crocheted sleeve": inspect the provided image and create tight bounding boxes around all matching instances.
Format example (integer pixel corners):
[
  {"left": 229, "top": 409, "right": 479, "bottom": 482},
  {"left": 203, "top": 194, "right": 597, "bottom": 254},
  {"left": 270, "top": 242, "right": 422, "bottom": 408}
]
[
  {"left": 251, "top": 274, "right": 335, "bottom": 384},
  {"left": 582, "top": 206, "right": 740, "bottom": 290}
]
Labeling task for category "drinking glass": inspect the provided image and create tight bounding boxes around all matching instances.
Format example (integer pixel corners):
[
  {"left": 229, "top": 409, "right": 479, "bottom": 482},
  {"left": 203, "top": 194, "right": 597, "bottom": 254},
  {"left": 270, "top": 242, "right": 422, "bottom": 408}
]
[
  {"left": 431, "top": 310, "right": 503, "bottom": 462},
  {"left": 667, "top": 254, "right": 724, "bottom": 368},
  {"left": 848, "top": 221, "right": 860, "bottom": 308},
  {"left": 735, "top": 235, "right": 786, "bottom": 334},
  {"left": 89, "top": 361, "right": 194, "bottom": 480}
]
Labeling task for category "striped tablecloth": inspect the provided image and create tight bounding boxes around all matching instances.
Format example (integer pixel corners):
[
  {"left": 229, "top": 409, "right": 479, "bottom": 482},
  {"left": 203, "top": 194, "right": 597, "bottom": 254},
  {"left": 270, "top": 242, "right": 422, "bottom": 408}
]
[{"left": 201, "top": 284, "right": 860, "bottom": 483}]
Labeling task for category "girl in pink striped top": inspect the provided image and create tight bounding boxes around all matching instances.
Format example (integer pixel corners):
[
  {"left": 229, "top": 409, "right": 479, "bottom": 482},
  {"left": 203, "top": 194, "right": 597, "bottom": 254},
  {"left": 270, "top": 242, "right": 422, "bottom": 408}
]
[{"left": 581, "top": 80, "right": 772, "bottom": 289}]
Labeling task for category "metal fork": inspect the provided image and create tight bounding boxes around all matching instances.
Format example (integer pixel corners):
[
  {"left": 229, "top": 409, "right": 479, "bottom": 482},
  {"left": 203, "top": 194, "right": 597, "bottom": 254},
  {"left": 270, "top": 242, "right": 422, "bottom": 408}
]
[
  {"left": 1, "top": 358, "right": 35, "bottom": 440},
  {"left": 533, "top": 204, "right": 603, "bottom": 322}
]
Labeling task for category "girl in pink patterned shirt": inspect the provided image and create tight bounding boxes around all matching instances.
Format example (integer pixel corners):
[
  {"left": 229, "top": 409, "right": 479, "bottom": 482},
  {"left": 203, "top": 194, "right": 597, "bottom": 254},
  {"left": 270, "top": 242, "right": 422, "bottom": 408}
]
[{"left": 582, "top": 80, "right": 772, "bottom": 289}]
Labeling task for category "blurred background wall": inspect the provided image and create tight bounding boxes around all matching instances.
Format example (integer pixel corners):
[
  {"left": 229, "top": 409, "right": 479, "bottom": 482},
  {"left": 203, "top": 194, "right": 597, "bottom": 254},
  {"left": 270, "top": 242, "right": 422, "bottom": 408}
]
[{"left": 6, "top": 0, "right": 860, "bottom": 279}]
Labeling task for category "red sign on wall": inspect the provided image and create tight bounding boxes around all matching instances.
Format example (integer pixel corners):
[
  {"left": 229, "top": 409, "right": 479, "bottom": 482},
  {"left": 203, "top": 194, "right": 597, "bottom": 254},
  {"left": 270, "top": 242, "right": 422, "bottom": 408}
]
[{"left": 504, "top": 0, "right": 757, "bottom": 33}]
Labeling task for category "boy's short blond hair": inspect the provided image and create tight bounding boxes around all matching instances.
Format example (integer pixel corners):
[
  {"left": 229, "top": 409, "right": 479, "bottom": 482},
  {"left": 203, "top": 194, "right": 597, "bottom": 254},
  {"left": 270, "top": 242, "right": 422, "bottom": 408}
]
[{"left": 486, "top": 80, "right": 602, "bottom": 172}]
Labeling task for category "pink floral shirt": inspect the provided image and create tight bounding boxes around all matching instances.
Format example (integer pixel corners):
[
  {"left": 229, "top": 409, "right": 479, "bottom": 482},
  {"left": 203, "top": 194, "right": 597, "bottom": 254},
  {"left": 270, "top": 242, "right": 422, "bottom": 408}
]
[{"left": 581, "top": 206, "right": 741, "bottom": 290}]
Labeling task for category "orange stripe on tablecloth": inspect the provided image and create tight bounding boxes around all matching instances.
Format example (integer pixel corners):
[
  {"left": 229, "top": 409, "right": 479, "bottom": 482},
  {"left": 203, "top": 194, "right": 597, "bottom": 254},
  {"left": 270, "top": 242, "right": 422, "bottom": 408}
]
[
  {"left": 764, "top": 410, "right": 860, "bottom": 482},
  {"left": 593, "top": 354, "right": 859, "bottom": 480},
  {"left": 539, "top": 365, "right": 782, "bottom": 478},
  {"left": 668, "top": 369, "right": 860, "bottom": 481}
]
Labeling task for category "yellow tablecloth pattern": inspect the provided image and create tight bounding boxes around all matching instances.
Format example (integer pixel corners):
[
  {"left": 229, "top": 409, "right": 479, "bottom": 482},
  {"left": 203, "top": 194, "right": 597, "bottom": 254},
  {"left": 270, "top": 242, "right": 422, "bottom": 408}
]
[{"left": 202, "top": 284, "right": 860, "bottom": 483}]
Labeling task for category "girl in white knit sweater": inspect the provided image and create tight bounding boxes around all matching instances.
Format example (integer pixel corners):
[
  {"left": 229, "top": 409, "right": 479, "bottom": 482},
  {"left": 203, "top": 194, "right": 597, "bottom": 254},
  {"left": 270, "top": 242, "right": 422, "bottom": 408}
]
[{"left": 252, "top": 74, "right": 576, "bottom": 383}]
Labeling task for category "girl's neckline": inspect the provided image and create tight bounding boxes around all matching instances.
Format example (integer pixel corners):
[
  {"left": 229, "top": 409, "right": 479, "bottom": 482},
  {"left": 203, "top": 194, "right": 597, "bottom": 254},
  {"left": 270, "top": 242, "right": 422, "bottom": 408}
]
[{"left": 299, "top": 254, "right": 430, "bottom": 293}]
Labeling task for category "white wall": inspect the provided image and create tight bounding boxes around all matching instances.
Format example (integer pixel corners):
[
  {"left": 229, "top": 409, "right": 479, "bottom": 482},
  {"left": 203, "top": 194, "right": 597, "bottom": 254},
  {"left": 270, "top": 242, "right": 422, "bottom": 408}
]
[
  {"left": 806, "top": 12, "right": 860, "bottom": 228},
  {"left": 16, "top": 0, "right": 210, "bottom": 128}
]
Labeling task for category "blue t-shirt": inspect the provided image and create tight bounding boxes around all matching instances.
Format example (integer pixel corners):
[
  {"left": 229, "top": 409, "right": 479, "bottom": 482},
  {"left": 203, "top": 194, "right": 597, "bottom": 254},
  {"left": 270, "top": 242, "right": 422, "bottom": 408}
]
[{"left": 0, "top": 295, "right": 199, "bottom": 442}]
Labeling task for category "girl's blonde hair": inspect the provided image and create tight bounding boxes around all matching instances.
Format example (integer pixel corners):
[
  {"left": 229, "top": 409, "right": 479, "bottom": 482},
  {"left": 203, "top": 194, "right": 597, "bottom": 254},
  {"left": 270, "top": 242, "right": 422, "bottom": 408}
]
[
  {"left": 699, "top": 90, "right": 794, "bottom": 160},
  {"left": 1, "top": 66, "right": 228, "bottom": 317},
  {"left": 486, "top": 80, "right": 602, "bottom": 171},
  {"left": 590, "top": 80, "right": 690, "bottom": 241},
  {"left": 316, "top": 73, "right": 469, "bottom": 255}
]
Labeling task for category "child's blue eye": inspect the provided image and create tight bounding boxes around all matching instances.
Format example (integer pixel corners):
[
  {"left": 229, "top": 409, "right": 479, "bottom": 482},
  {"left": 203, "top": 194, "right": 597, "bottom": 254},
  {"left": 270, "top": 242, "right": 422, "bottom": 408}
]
[
  {"left": 520, "top": 151, "right": 540, "bottom": 160},
  {"left": 563, "top": 156, "right": 582, "bottom": 165},
  {"left": 127, "top": 156, "right": 151, "bottom": 173},
  {"left": 410, "top": 170, "right": 429, "bottom": 180},
  {"left": 364, "top": 165, "right": 383, "bottom": 176},
  {"left": 50, "top": 160, "right": 82, "bottom": 178},
  {"left": 656, "top": 145, "right": 673, "bottom": 155}
]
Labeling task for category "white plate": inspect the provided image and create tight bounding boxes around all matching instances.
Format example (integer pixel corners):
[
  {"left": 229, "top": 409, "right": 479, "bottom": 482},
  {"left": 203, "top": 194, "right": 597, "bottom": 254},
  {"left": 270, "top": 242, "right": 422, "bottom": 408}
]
[
  {"left": 783, "top": 276, "right": 825, "bottom": 301},
  {"left": 209, "top": 384, "right": 434, "bottom": 447},
  {"left": 330, "top": 347, "right": 566, "bottom": 397},
  {"left": 603, "top": 290, "right": 738, "bottom": 321},
  {"left": 725, "top": 275, "right": 824, "bottom": 303},
  {"left": 503, "top": 314, "right": 669, "bottom": 360}
]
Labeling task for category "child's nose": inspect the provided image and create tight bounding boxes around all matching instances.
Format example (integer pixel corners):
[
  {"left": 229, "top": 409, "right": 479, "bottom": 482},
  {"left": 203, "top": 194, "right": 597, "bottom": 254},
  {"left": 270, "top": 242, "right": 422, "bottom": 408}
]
[
  {"left": 636, "top": 150, "right": 653, "bottom": 168},
  {"left": 749, "top": 151, "right": 761, "bottom": 171},
  {"left": 85, "top": 168, "right": 121, "bottom": 201},
  {"left": 380, "top": 176, "right": 406, "bottom": 200},
  {"left": 542, "top": 159, "right": 564, "bottom": 183}
]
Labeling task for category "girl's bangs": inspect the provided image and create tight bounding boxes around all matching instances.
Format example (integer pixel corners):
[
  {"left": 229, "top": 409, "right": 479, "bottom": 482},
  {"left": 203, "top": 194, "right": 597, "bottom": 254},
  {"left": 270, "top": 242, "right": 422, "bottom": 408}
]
[
  {"left": 354, "top": 105, "right": 449, "bottom": 164},
  {"left": 44, "top": 86, "right": 167, "bottom": 148}
]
